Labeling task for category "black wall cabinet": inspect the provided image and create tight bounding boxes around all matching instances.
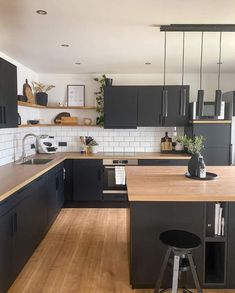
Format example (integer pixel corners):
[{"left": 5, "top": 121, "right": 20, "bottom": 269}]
[
  {"left": 185, "top": 123, "right": 231, "bottom": 165},
  {"left": 104, "top": 86, "right": 138, "bottom": 129},
  {"left": 0, "top": 57, "right": 17, "bottom": 129},
  {"left": 104, "top": 85, "right": 189, "bottom": 129},
  {"left": 73, "top": 159, "right": 103, "bottom": 201}
]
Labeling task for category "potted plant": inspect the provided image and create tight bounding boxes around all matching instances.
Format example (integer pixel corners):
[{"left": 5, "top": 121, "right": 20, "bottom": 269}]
[
  {"left": 94, "top": 74, "right": 113, "bottom": 126},
  {"left": 32, "top": 81, "right": 55, "bottom": 106},
  {"left": 88, "top": 139, "right": 99, "bottom": 154},
  {"left": 177, "top": 135, "right": 205, "bottom": 177}
]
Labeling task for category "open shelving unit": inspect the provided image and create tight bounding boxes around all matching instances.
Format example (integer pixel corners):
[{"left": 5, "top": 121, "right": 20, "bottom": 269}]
[
  {"left": 203, "top": 202, "right": 228, "bottom": 287},
  {"left": 19, "top": 124, "right": 100, "bottom": 128},
  {"left": 18, "top": 101, "right": 96, "bottom": 110}
]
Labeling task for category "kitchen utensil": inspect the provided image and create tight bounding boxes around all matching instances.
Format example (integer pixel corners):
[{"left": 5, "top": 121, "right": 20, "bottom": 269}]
[
  {"left": 54, "top": 112, "right": 71, "bottom": 124},
  {"left": 23, "top": 79, "right": 35, "bottom": 103}
]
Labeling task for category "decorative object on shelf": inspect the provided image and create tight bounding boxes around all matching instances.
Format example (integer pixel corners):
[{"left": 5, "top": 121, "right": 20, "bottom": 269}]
[
  {"left": 23, "top": 79, "right": 35, "bottom": 103},
  {"left": 177, "top": 135, "right": 205, "bottom": 177},
  {"left": 94, "top": 74, "right": 106, "bottom": 126},
  {"left": 27, "top": 120, "right": 39, "bottom": 125},
  {"left": 161, "top": 132, "right": 172, "bottom": 151},
  {"left": 17, "top": 113, "right": 21, "bottom": 125},
  {"left": 175, "top": 136, "right": 184, "bottom": 151},
  {"left": 32, "top": 81, "right": 55, "bottom": 106},
  {"left": 214, "top": 32, "right": 223, "bottom": 117},
  {"left": 17, "top": 95, "right": 27, "bottom": 102},
  {"left": 105, "top": 77, "right": 113, "bottom": 86},
  {"left": 83, "top": 118, "right": 92, "bottom": 126},
  {"left": 67, "top": 85, "right": 85, "bottom": 107},
  {"left": 54, "top": 112, "right": 71, "bottom": 124}
]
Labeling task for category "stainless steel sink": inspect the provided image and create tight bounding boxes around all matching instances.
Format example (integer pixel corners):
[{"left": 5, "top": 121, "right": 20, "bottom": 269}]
[{"left": 22, "top": 158, "right": 53, "bottom": 165}]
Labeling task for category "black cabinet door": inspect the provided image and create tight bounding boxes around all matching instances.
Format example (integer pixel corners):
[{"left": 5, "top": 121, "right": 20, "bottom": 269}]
[
  {"left": 163, "top": 85, "right": 189, "bottom": 127},
  {"left": 56, "top": 168, "right": 64, "bottom": 209},
  {"left": 73, "top": 160, "right": 103, "bottom": 201},
  {"left": 0, "top": 58, "right": 17, "bottom": 128},
  {"left": 0, "top": 208, "right": 14, "bottom": 293},
  {"left": 138, "top": 86, "right": 162, "bottom": 126},
  {"left": 104, "top": 86, "right": 138, "bottom": 129},
  {"left": 64, "top": 160, "right": 73, "bottom": 201},
  {"left": 13, "top": 176, "right": 47, "bottom": 277},
  {"left": 227, "top": 202, "right": 235, "bottom": 288}
]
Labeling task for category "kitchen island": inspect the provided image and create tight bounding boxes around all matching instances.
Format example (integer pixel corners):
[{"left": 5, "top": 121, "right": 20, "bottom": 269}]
[{"left": 126, "top": 166, "right": 235, "bottom": 289}]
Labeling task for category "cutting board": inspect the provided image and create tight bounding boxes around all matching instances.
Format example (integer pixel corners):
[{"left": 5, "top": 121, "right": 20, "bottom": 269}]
[{"left": 23, "top": 79, "right": 35, "bottom": 103}]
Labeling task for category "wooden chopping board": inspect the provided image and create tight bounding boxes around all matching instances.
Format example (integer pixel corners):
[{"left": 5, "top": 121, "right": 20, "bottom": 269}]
[{"left": 23, "top": 79, "right": 35, "bottom": 103}]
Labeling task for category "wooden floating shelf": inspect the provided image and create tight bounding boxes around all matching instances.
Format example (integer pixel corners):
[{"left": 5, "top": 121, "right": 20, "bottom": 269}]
[
  {"left": 18, "top": 101, "right": 96, "bottom": 110},
  {"left": 19, "top": 124, "right": 100, "bottom": 128},
  {"left": 18, "top": 101, "right": 46, "bottom": 109}
]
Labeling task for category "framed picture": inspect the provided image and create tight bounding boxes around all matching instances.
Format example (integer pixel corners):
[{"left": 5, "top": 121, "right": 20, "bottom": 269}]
[{"left": 67, "top": 85, "right": 85, "bottom": 107}]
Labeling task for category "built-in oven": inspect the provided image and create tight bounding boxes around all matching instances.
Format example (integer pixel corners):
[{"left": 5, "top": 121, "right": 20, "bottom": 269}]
[{"left": 102, "top": 159, "right": 138, "bottom": 201}]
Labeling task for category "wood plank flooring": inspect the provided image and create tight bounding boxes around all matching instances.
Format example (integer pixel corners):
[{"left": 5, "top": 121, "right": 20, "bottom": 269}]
[{"left": 8, "top": 208, "right": 235, "bottom": 293}]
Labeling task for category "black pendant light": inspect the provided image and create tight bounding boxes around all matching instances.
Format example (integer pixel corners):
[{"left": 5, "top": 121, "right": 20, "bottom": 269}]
[
  {"left": 197, "top": 32, "right": 204, "bottom": 117},
  {"left": 215, "top": 32, "right": 223, "bottom": 117},
  {"left": 161, "top": 31, "right": 168, "bottom": 117},
  {"left": 179, "top": 32, "right": 187, "bottom": 116}
]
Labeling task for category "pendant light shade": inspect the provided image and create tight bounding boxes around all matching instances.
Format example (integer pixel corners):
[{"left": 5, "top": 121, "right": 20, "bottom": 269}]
[
  {"left": 179, "top": 32, "right": 187, "bottom": 116},
  {"left": 161, "top": 31, "right": 168, "bottom": 118},
  {"left": 215, "top": 32, "right": 223, "bottom": 116},
  {"left": 197, "top": 32, "right": 204, "bottom": 117}
]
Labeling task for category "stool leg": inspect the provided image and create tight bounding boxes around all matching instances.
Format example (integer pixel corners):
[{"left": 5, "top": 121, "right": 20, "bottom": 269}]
[
  {"left": 187, "top": 253, "right": 203, "bottom": 293},
  {"left": 172, "top": 254, "right": 180, "bottom": 293},
  {"left": 154, "top": 248, "right": 171, "bottom": 293}
]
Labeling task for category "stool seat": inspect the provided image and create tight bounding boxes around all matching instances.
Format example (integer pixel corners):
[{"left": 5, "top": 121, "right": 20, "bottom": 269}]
[{"left": 160, "top": 230, "right": 201, "bottom": 250}]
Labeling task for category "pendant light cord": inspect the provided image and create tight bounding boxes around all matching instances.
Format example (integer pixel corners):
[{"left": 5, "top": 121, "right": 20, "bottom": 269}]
[
  {"left": 218, "top": 32, "right": 222, "bottom": 90},
  {"left": 199, "top": 32, "right": 204, "bottom": 90},
  {"left": 163, "top": 31, "right": 167, "bottom": 88},
  {"left": 181, "top": 32, "right": 185, "bottom": 86}
]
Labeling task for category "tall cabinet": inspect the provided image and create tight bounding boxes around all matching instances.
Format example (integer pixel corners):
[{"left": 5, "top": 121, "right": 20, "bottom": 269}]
[{"left": 0, "top": 57, "right": 17, "bottom": 128}]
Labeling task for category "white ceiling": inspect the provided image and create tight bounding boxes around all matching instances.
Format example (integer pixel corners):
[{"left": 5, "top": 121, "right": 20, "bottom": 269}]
[{"left": 1, "top": 0, "right": 235, "bottom": 74}]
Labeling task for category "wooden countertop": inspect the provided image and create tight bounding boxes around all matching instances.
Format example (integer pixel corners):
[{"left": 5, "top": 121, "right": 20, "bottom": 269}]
[
  {"left": 126, "top": 166, "right": 235, "bottom": 202},
  {"left": 0, "top": 152, "right": 190, "bottom": 202}
]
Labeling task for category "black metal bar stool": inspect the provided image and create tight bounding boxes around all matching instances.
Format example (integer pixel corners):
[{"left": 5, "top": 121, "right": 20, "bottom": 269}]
[{"left": 154, "top": 230, "right": 203, "bottom": 293}]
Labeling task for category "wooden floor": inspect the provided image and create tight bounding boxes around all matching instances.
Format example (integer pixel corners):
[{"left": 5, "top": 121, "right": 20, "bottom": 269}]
[{"left": 8, "top": 208, "right": 235, "bottom": 293}]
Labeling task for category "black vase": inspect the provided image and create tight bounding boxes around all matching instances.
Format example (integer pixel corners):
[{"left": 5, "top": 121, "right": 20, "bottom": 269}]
[
  {"left": 188, "top": 154, "right": 200, "bottom": 177},
  {"left": 105, "top": 78, "right": 113, "bottom": 86},
  {"left": 36, "top": 92, "right": 48, "bottom": 106}
]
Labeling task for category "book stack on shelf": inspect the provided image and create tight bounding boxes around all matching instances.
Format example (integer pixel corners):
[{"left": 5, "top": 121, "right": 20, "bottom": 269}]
[{"left": 214, "top": 202, "right": 225, "bottom": 237}]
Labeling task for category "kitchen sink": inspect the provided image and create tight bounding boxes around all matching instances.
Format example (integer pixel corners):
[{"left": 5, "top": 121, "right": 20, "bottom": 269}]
[{"left": 22, "top": 158, "right": 53, "bottom": 165}]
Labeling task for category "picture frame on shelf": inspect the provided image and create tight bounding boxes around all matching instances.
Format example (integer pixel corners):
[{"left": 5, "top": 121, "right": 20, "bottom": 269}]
[{"left": 67, "top": 85, "right": 85, "bottom": 107}]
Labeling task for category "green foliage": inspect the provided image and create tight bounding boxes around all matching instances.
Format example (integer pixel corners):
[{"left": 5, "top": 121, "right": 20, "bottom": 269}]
[
  {"left": 94, "top": 74, "right": 106, "bottom": 126},
  {"left": 176, "top": 135, "right": 205, "bottom": 155}
]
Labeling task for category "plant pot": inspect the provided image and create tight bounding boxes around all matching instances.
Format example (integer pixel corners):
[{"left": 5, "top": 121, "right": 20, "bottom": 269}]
[
  {"left": 91, "top": 146, "right": 99, "bottom": 154},
  {"left": 188, "top": 154, "right": 200, "bottom": 177},
  {"left": 36, "top": 92, "right": 48, "bottom": 106},
  {"left": 105, "top": 78, "right": 113, "bottom": 86},
  {"left": 175, "top": 142, "right": 184, "bottom": 151}
]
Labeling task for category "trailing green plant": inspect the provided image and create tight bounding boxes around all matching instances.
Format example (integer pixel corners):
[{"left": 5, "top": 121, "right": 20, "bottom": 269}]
[
  {"left": 176, "top": 135, "right": 205, "bottom": 155},
  {"left": 94, "top": 74, "right": 106, "bottom": 126}
]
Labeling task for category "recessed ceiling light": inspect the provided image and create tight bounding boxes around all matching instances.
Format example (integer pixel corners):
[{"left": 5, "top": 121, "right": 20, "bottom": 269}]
[
  {"left": 36, "top": 10, "right": 47, "bottom": 15},
  {"left": 61, "top": 44, "right": 69, "bottom": 47},
  {"left": 75, "top": 62, "right": 81, "bottom": 65},
  {"left": 145, "top": 62, "right": 151, "bottom": 65}
]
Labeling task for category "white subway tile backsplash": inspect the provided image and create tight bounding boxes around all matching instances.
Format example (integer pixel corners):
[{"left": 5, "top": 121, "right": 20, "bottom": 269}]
[{"left": 0, "top": 126, "right": 184, "bottom": 166}]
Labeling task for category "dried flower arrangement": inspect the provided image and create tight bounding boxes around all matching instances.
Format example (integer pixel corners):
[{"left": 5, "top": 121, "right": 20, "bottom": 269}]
[{"left": 32, "top": 81, "right": 55, "bottom": 93}]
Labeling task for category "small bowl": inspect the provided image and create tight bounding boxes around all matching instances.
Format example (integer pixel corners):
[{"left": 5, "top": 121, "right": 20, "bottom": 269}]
[
  {"left": 27, "top": 120, "right": 39, "bottom": 125},
  {"left": 83, "top": 118, "right": 92, "bottom": 126}
]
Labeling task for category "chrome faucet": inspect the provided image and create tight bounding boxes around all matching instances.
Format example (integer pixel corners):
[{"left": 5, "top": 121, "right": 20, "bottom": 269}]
[{"left": 21, "top": 133, "right": 38, "bottom": 162}]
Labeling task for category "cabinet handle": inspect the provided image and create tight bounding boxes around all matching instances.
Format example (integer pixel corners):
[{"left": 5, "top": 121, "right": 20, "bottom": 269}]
[
  {"left": 63, "top": 168, "right": 66, "bottom": 180},
  {"left": 179, "top": 87, "right": 187, "bottom": 116},
  {"left": 14, "top": 213, "right": 18, "bottom": 233},
  {"left": 0, "top": 106, "right": 2, "bottom": 124},
  {"left": 11, "top": 215, "right": 14, "bottom": 236},
  {"left": 3, "top": 106, "right": 6, "bottom": 124},
  {"left": 161, "top": 89, "right": 168, "bottom": 118}
]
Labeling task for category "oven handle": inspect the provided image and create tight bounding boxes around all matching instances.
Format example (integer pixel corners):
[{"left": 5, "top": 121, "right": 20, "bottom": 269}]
[
  {"left": 104, "top": 166, "right": 125, "bottom": 168},
  {"left": 103, "top": 190, "right": 128, "bottom": 194}
]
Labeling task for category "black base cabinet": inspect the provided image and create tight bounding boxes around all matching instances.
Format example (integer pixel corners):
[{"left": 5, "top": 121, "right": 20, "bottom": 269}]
[
  {"left": 73, "top": 159, "right": 103, "bottom": 201},
  {"left": 0, "top": 164, "right": 64, "bottom": 293}
]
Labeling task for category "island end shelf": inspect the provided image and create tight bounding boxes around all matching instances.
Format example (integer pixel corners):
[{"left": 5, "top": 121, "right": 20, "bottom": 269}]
[{"left": 125, "top": 166, "right": 235, "bottom": 289}]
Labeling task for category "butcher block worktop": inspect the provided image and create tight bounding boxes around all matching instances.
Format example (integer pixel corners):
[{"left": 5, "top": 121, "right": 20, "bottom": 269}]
[
  {"left": 0, "top": 152, "right": 189, "bottom": 202},
  {"left": 126, "top": 166, "right": 235, "bottom": 202}
]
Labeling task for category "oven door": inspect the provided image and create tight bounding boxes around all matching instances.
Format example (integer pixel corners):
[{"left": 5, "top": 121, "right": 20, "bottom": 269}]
[{"left": 103, "top": 165, "right": 128, "bottom": 201}]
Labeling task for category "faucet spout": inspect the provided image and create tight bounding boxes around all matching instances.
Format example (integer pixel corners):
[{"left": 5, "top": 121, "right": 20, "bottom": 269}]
[{"left": 21, "top": 133, "right": 38, "bottom": 162}]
